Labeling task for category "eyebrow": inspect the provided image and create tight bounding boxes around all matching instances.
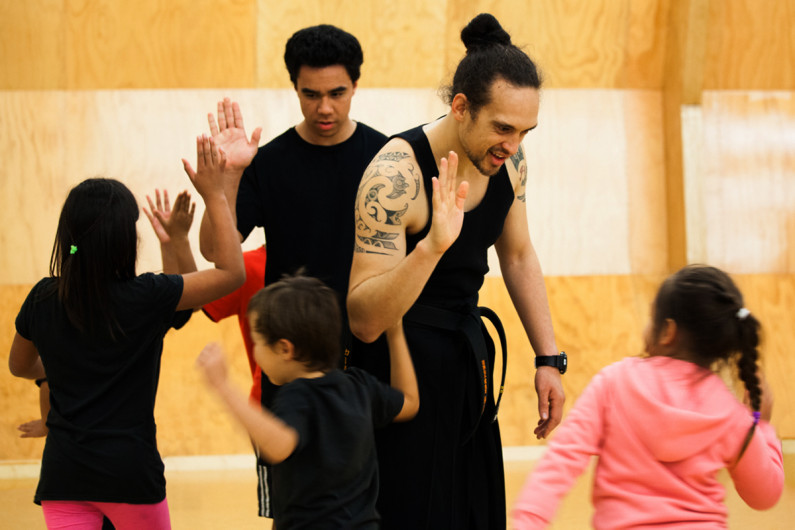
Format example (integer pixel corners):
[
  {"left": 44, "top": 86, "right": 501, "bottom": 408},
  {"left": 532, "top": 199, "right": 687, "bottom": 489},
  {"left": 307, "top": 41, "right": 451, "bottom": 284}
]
[
  {"left": 493, "top": 120, "right": 538, "bottom": 133},
  {"left": 300, "top": 86, "right": 348, "bottom": 96}
]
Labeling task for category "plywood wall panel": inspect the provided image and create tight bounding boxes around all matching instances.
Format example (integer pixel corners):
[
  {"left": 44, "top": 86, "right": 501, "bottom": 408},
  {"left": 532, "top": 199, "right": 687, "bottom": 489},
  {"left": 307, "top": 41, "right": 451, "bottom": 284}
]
[
  {"left": 0, "top": 92, "right": 69, "bottom": 283},
  {"left": 445, "top": 0, "right": 667, "bottom": 89},
  {"left": 625, "top": 90, "right": 669, "bottom": 273},
  {"left": 688, "top": 91, "right": 795, "bottom": 273},
  {"left": 623, "top": 0, "right": 669, "bottom": 89},
  {"left": 257, "top": 0, "right": 448, "bottom": 88},
  {"left": 704, "top": 0, "right": 795, "bottom": 90},
  {"left": 517, "top": 89, "right": 667, "bottom": 276},
  {"left": 64, "top": 0, "right": 257, "bottom": 89},
  {"left": 0, "top": 1, "right": 66, "bottom": 90}
]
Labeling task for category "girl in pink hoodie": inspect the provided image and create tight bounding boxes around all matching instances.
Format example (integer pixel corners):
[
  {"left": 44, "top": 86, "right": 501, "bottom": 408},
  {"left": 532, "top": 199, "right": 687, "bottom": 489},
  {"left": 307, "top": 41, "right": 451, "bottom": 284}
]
[{"left": 512, "top": 265, "right": 784, "bottom": 529}]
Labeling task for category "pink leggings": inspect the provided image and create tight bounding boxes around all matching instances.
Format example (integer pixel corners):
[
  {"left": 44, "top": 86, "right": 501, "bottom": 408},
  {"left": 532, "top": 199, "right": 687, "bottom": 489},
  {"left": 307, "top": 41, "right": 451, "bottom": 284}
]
[{"left": 41, "top": 499, "right": 171, "bottom": 530}]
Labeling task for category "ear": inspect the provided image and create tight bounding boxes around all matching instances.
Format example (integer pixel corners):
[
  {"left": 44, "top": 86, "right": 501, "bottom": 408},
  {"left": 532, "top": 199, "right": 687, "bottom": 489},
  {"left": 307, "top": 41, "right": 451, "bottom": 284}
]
[
  {"left": 451, "top": 93, "right": 468, "bottom": 122},
  {"left": 658, "top": 318, "right": 678, "bottom": 346},
  {"left": 274, "top": 338, "right": 296, "bottom": 360}
]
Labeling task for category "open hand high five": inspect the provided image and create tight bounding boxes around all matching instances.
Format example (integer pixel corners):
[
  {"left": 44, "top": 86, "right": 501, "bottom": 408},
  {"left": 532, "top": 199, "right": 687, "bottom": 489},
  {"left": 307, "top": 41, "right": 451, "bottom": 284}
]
[
  {"left": 182, "top": 135, "right": 227, "bottom": 199},
  {"left": 208, "top": 98, "right": 262, "bottom": 174},
  {"left": 143, "top": 189, "right": 196, "bottom": 245},
  {"left": 427, "top": 151, "right": 469, "bottom": 255}
]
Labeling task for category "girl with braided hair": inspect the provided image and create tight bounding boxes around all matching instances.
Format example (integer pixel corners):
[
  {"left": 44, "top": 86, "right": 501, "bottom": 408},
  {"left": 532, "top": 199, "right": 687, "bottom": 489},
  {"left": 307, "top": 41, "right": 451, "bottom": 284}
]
[{"left": 513, "top": 264, "right": 783, "bottom": 529}]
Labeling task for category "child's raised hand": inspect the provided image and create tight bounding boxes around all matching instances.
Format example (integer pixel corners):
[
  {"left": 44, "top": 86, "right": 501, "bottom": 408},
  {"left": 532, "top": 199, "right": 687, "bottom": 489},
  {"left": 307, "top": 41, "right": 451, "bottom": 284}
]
[
  {"left": 196, "top": 342, "right": 229, "bottom": 390},
  {"left": 182, "top": 135, "right": 227, "bottom": 199},
  {"left": 143, "top": 189, "right": 196, "bottom": 244}
]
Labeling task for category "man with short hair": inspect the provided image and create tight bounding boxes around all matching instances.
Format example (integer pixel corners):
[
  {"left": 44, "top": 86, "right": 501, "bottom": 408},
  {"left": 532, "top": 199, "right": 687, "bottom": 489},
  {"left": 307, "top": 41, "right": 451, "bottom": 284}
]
[{"left": 198, "top": 24, "right": 388, "bottom": 519}]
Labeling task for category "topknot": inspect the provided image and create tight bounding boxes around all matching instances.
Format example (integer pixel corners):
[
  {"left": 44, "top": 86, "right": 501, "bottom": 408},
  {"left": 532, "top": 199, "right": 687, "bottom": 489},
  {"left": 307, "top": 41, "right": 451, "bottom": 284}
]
[{"left": 461, "top": 13, "right": 512, "bottom": 52}]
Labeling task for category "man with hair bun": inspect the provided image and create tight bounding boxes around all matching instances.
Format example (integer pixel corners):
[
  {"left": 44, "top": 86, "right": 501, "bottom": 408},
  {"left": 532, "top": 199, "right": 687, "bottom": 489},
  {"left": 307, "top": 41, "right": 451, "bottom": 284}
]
[{"left": 348, "top": 13, "right": 564, "bottom": 529}]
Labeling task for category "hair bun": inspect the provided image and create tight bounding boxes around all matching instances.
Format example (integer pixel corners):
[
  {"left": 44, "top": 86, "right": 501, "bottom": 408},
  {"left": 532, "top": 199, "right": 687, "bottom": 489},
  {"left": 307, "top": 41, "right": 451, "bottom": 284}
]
[{"left": 461, "top": 13, "right": 512, "bottom": 52}]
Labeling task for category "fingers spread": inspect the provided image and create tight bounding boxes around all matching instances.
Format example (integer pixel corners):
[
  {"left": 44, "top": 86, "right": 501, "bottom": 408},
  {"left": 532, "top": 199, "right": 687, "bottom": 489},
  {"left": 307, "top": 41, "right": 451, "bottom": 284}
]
[
  {"left": 208, "top": 113, "right": 219, "bottom": 137},
  {"left": 233, "top": 101, "right": 245, "bottom": 129},
  {"left": 217, "top": 100, "right": 227, "bottom": 130},
  {"left": 223, "top": 98, "right": 235, "bottom": 131}
]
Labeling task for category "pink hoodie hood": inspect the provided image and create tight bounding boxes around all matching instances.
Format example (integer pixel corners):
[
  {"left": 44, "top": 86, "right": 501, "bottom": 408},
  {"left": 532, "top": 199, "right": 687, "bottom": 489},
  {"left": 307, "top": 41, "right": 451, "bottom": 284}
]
[{"left": 614, "top": 356, "right": 740, "bottom": 462}]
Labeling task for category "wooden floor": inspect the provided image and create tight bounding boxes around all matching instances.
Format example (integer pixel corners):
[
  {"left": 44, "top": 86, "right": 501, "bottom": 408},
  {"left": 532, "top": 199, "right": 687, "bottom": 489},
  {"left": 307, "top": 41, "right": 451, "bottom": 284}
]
[{"left": 3, "top": 451, "right": 794, "bottom": 529}]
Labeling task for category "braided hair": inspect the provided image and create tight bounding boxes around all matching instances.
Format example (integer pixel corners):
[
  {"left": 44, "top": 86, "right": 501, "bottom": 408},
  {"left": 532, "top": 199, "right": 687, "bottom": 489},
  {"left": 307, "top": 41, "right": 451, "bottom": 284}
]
[{"left": 652, "top": 264, "right": 762, "bottom": 413}]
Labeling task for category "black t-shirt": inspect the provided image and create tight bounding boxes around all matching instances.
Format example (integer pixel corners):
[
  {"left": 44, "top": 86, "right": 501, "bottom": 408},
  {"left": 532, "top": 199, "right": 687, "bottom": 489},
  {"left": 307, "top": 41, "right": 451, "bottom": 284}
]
[
  {"left": 270, "top": 368, "right": 403, "bottom": 529},
  {"left": 16, "top": 273, "right": 186, "bottom": 504},
  {"left": 236, "top": 122, "right": 388, "bottom": 300}
]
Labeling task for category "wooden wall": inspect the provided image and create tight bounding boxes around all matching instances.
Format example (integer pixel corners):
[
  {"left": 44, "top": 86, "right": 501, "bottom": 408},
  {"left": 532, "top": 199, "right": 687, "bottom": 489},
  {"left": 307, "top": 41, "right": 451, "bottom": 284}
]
[{"left": 2, "top": 0, "right": 795, "bottom": 460}]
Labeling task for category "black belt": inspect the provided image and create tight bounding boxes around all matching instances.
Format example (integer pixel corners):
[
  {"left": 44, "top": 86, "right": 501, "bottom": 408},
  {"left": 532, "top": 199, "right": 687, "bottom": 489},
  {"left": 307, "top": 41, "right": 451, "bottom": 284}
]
[{"left": 403, "top": 303, "right": 508, "bottom": 442}]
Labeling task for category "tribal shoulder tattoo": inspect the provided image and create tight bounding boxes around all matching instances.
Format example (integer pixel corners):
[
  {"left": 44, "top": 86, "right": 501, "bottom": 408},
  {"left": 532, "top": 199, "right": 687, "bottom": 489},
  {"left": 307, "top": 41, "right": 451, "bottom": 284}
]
[
  {"left": 354, "top": 151, "right": 420, "bottom": 255},
  {"left": 510, "top": 146, "right": 528, "bottom": 203}
]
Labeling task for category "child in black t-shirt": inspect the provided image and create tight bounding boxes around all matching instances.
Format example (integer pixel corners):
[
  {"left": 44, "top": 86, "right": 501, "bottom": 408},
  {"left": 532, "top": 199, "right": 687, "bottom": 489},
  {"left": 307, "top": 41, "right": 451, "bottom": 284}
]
[
  {"left": 9, "top": 135, "right": 245, "bottom": 529},
  {"left": 196, "top": 274, "right": 419, "bottom": 528}
]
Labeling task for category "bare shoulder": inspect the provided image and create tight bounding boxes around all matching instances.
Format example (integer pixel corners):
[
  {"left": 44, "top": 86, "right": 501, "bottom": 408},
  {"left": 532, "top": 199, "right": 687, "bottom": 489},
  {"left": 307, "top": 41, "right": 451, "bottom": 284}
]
[
  {"left": 354, "top": 138, "right": 425, "bottom": 255},
  {"left": 506, "top": 144, "right": 528, "bottom": 203}
]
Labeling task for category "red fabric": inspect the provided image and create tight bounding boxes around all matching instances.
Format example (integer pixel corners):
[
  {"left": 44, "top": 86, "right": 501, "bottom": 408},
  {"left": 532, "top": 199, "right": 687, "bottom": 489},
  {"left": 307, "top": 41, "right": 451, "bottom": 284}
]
[{"left": 203, "top": 246, "right": 266, "bottom": 403}]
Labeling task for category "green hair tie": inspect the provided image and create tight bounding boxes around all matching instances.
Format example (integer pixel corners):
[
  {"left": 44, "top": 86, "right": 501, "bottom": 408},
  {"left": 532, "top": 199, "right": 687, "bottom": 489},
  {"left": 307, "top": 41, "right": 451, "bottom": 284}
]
[{"left": 70, "top": 245, "right": 78, "bottom": 255}]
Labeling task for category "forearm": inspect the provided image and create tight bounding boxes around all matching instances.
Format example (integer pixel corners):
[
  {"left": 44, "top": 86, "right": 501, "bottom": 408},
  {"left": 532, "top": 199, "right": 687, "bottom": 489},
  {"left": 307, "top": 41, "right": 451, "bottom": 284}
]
[
  {"left": 199, "top": 173, "right": 240, "bottom": 262},
  {"left": 211, "top": 381, "right": 298, "bottom": 464},
  {"left": 39, "top": 381, "right": 50, "bottom": 423},
  {"left": 731, "top": 421, "right": 784, "bottom": 509},
  {"left": 170, "top": 238, "right": 198, "bottom": 274},
  {"left": 501, "top": 250, "right": 557, "bottom": 357},
  {"left": 159, "top": 243, "right": 179, "bottom": 274},
  {"left": 348, "top": 239, "right": 443, "bottom": 343},
  {"left": 387, "top": 324, "right": 419, "bottom": 421},
  {"left": 203, "top": 192, "right": 244, "bottom": 277}
]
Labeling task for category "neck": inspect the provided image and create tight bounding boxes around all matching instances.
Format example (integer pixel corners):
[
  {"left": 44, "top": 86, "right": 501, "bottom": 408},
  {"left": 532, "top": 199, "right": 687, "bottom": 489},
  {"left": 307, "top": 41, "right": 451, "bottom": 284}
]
[{"left": 648, "top": 348, "right": 709, "bottom": 369}]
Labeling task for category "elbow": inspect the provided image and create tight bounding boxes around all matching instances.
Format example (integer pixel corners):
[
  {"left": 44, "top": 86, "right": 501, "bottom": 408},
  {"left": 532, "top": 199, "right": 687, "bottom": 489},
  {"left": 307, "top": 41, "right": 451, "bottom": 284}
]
[
  {"left": 232, "top": 266, "right": 246, "bottom": 291},
  {"left": 9, "top": 356, "right": 33, "bottom": 378},
  {"left": 394, "top": 394, "right": 420, "bottom": 423},
  {"left": 198, "top": 239, "right": 214, "bottom": 263},
  {"left": 347, "top": 297, "right": 383, "bottom": 343},
  {"left": 406, "top": 395, "right": 420, "bottom": 420},
  {"left": 8, "top": 358, "right": 24, "bottom": 378},
  {"left": 349, "top": 317, "right": 382, "bottom": 344}
]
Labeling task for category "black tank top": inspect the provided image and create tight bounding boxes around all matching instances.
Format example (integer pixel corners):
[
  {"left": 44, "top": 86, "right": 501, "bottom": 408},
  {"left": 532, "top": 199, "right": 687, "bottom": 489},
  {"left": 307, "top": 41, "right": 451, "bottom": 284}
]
[{"left": 394, "top": 125, "right": 515, "bottom": 312}]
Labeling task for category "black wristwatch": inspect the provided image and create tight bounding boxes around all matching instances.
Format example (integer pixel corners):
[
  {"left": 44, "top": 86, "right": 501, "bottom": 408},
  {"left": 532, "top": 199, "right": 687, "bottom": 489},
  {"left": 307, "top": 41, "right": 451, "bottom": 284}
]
[{"left": 535, "top": 352, "right": 567, "bottom": 374}]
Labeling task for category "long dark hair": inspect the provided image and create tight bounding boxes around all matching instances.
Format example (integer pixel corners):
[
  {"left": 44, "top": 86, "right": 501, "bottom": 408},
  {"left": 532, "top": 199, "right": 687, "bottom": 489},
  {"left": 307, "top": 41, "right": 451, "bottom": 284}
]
[
  {"left": 441, "top": 13, "right": 542, "bottom": 116},
  {"left": 49, "top": 178, "right": 139, "bottom": 339},
  {"left": 652, "top": 264, "right": 762, "bottom": 413}
]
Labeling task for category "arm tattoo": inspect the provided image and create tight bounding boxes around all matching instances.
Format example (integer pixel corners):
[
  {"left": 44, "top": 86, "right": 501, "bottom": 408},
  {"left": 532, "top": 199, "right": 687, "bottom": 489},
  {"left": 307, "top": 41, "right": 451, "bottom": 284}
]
[
  {"left": 510, "top": 148, "right": 528, "bottom": 203},
  {"left": 354, "top": 152, "right": 418, "bottom": 254}
]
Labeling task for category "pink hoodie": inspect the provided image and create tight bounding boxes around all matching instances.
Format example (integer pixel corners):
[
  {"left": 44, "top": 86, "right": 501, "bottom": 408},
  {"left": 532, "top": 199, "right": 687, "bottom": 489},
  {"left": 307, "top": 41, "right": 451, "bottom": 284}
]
[{"left": 512, "top": 356, "right": 784, "bottom": 529}]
